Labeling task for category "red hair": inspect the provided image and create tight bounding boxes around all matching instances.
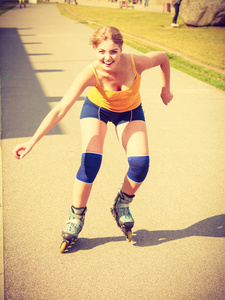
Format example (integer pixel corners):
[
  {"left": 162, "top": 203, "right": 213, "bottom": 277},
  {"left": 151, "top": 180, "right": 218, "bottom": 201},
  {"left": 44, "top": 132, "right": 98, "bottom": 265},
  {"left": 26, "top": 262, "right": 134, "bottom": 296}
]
[{"left": 90, "top": 26, "right": 123, "bottom": 49}]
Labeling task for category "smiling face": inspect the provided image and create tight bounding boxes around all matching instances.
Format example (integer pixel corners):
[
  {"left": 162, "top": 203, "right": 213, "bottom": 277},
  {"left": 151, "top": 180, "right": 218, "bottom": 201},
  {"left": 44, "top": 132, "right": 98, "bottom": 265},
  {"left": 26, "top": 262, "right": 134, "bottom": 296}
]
[{"left": 95, "top": 39, "right": 122, "bottom": 71}]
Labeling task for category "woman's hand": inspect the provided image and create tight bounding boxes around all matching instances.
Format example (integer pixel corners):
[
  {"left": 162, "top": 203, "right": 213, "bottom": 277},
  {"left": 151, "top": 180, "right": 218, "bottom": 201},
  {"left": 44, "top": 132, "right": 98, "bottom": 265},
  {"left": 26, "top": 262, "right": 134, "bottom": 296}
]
[
  {"left": 161, "top": 87, "right": 173, "bottom": 105},
  {"left": 12, "top": 141, "right": 34, "bottom": 159}
]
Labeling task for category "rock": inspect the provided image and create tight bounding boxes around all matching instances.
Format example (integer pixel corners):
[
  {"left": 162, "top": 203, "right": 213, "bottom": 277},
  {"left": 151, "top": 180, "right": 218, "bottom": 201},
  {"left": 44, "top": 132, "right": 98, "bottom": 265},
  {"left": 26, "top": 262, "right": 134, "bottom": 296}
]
[{"left": 180, "top": 0, "right": 225, "bottom": 26}]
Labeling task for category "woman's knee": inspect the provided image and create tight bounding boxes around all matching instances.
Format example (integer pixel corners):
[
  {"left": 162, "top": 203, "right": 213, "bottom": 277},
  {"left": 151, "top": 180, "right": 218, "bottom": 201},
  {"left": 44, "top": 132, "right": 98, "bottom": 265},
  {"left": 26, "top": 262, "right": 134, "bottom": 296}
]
[
  {"left": 76, "top": 152, "right": 102, "bottom": 183},
  {"left": 127, "top": 155, "right": 150, "bottom": 183}
]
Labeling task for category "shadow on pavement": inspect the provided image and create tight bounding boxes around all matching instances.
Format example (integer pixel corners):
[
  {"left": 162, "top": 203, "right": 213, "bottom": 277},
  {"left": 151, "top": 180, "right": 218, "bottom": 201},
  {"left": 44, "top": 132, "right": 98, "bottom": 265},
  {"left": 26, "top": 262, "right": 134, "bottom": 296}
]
[
  {"left": 133, "top": 214, "right": 225, "bottom": 247},
  {"left": 62, "top": 235, "right": 126, "bottom": 254},
  {"left": 62, "top": 214, "right": 225, "bottom": 253},
  {"left": 1, "top": 27, "right": 63, "bottom": 139}
]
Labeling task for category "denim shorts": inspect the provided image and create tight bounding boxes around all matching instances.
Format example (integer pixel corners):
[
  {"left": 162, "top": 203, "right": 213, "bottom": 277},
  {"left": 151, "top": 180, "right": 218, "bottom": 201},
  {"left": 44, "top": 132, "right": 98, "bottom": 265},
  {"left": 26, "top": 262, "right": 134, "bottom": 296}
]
[{"left": 80, "top": 97, "right": 145, "bottom": 126}]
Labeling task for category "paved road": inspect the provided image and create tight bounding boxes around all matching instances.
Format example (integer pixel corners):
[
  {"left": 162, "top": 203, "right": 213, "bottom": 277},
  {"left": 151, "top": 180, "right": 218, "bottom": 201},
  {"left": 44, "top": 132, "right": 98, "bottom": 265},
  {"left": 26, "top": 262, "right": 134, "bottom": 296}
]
[{"left": 1, "top": 3, "right": 225, "bottom": 299}]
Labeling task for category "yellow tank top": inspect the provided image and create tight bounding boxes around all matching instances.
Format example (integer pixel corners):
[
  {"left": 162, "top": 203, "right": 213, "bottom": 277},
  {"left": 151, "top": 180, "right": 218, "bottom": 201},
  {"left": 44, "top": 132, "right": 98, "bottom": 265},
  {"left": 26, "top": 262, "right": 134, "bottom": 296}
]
[{"left": 88, "top": 55, "right": 141, "bottom": 112}]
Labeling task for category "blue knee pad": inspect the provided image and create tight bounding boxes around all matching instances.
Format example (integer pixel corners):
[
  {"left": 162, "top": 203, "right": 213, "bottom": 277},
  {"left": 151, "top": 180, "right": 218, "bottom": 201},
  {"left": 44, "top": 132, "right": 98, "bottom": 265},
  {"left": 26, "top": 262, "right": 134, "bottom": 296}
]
[
  {"left": 76, "top": 152, "right": 102, "bottom": 183},
  {"left": 127, "top": 155, "right": 150, "bottom": 183}
]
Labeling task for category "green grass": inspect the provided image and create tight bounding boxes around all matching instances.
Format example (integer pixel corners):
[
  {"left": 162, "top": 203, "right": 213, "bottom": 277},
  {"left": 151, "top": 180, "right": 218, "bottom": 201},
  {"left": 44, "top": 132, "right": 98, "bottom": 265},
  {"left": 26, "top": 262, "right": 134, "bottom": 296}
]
[
  {"left": 57, "top": 3, "right": 225, "bottom": 91},
  {"left": 124, "top": 38, "right": 225, "bottom": 91}
]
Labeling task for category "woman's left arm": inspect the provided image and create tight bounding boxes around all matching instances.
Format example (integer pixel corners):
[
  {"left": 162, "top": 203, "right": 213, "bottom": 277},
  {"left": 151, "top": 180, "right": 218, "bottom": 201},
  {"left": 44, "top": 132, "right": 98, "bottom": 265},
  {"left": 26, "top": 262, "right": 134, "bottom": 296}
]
[{"left": 135, "top": 52, "right": 173, "bottom": 105}]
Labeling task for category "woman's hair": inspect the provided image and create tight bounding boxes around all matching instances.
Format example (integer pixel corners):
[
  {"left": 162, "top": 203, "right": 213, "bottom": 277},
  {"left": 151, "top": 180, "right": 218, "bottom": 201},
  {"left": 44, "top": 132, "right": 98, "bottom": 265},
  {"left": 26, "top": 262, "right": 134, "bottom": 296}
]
[{"left": 89, "top": 26, "right": 123, "bottom": 49}]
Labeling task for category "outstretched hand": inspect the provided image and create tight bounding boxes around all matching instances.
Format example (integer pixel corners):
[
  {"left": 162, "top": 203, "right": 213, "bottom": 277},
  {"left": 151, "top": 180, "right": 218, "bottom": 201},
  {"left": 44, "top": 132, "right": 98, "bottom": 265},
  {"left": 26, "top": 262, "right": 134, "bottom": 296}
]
[
  {"left": 12, "top": 142, "right": 34, "bottom": 159},
  {"left": 161, "top": 87, "right": 173, "bottom": 105}
]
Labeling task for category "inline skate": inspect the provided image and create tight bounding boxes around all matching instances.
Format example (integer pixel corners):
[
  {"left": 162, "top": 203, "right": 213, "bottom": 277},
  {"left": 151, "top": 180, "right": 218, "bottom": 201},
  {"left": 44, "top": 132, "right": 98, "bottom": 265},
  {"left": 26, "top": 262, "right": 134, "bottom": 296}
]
[
  {"left": 111, "top": 191, "right": 135, "bottom": 242},
  {"left": 60, "top": 206, "right": 87, "bottom": 253}
]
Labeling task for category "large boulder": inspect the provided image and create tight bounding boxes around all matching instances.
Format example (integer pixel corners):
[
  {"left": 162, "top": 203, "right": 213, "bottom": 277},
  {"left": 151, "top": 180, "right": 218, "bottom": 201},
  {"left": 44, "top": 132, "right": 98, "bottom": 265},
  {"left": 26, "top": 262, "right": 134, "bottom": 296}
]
[{"left": 180, "top": 0, "right": 225, "bottom": 26}]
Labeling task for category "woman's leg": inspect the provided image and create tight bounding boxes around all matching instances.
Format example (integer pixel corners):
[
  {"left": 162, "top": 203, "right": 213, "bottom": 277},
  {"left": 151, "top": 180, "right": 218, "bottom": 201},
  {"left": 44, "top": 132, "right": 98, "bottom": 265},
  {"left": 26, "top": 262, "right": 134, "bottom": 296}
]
[
  {"left": 73, "top": 118, "right": 107, "bottom": 208},
  {"left": 110, "top": 120, "right": 149, "bottom": 241},
  {"left": 61, "top": 118, "right": 107, "bottom": 250},
  {"left": 116, "top": 120, "right": 149, "bottom": 196}
]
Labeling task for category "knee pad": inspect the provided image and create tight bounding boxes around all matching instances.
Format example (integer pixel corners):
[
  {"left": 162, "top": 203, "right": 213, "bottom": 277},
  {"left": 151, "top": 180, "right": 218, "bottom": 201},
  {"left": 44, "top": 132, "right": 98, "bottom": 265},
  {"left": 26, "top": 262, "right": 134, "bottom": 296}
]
[
  {"left": 76, "top": 152, "right": 102, "bottom": 183},
  {"left": 127, "top": 155, "right": 150, "bottom": 183}
]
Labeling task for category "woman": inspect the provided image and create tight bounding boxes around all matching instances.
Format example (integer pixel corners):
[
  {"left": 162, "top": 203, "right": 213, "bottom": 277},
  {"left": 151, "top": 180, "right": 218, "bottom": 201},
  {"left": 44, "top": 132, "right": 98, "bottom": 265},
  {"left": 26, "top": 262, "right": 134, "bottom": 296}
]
[{"left": 12, "top": 26, "right": 173, "bottom": 251}]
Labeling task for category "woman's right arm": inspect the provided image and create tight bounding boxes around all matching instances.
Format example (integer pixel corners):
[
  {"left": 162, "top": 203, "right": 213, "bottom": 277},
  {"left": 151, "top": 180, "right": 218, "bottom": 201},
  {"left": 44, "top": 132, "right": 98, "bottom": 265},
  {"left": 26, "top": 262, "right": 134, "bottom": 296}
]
[{"left": 12, "top": 65, "right": 95, "bottom": 159}]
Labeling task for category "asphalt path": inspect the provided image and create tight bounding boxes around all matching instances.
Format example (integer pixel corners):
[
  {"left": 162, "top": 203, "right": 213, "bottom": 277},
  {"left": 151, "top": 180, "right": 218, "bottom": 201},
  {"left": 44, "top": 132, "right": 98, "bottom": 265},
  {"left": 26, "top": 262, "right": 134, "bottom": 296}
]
[{"left": 1, "top": 3, "right": 225, "bottom": 299}]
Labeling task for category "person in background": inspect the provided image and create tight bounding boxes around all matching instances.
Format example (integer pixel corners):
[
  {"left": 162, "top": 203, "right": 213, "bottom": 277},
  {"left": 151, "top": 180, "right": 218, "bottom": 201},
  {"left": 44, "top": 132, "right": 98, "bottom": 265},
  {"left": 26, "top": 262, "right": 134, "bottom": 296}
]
[
  {"left": 19, "top": 0, "right": 26, "bottom": 8},
  {"left": 171, "top": 0, "right": 182, "bottom": 27}
]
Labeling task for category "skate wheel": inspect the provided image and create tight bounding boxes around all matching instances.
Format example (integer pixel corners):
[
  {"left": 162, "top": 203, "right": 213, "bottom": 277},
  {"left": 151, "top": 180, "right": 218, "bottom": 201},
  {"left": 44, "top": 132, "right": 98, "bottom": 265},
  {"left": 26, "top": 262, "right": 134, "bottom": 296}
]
[
  {"left": 127, "top": 231, "right": 132, "bottom": 242},
  {"left": 60, "top": 241, "right": 68, "bottom": 253}
]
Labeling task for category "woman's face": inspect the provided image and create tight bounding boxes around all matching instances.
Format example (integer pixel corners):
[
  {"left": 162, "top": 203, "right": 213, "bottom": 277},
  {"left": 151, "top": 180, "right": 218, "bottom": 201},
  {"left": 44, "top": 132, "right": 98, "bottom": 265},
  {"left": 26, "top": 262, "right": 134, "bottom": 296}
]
[{"left": 95, "top": 39, "right": 122, "bottom": 71}]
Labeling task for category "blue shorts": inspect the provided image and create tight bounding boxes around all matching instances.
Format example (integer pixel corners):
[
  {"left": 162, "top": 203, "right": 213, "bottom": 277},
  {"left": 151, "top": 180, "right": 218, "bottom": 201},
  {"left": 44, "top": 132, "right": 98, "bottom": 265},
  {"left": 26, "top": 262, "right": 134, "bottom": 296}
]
[{"left": 80, "top": 97, "right": 145, "bottom": 126}]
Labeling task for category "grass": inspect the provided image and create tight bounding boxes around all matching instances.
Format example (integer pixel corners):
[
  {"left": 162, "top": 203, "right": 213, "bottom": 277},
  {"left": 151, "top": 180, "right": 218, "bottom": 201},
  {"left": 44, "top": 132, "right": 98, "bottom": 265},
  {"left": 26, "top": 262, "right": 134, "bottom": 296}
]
[{"left": 57, "top": 3, "right": 225, "bottom": 91}]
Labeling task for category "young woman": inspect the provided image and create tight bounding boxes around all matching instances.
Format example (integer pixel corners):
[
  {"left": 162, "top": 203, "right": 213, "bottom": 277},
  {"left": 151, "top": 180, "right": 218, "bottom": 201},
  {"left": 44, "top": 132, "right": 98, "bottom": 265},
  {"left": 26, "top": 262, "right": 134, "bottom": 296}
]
[{"left": 12, "top": 26, "right": 173, "bottom": 251}]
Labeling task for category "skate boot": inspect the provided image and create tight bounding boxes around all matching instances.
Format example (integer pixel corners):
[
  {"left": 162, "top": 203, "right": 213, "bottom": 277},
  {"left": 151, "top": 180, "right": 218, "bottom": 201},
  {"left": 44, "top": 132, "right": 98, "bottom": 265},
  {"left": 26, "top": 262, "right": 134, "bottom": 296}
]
[
  {"left": 60, "top": 206, "right": 87, "bottom": 253},
  {"left": 111, "top": 191, "right": 135, "bottom": 242}
]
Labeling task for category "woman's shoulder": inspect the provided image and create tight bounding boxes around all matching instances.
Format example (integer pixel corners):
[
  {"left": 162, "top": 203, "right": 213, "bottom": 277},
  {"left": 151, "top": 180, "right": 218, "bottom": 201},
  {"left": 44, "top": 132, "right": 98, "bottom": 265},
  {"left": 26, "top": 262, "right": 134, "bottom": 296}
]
[
  {"left": 76, "top": 63, "right": 97, "bottom": 87},
  {"left": 91, "top": 60, "right": 99, "bottom": 68},
  {"left": 130, "top": 53, "right": 151, "bottom": 74},
  {"left": 119, "top": 53, "right": 146, "bottom": 74}
]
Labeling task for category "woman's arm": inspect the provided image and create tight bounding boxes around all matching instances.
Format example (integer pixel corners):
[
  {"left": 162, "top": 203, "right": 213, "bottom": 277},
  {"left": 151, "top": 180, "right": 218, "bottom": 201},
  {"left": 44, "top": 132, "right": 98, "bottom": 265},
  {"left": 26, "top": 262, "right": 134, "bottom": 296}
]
[
  {"left": 134, "top": 51, "right": 173, "bottom": 105},
  {"left": 12, "top": 65, "right": 95, "bottom": 159}
]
